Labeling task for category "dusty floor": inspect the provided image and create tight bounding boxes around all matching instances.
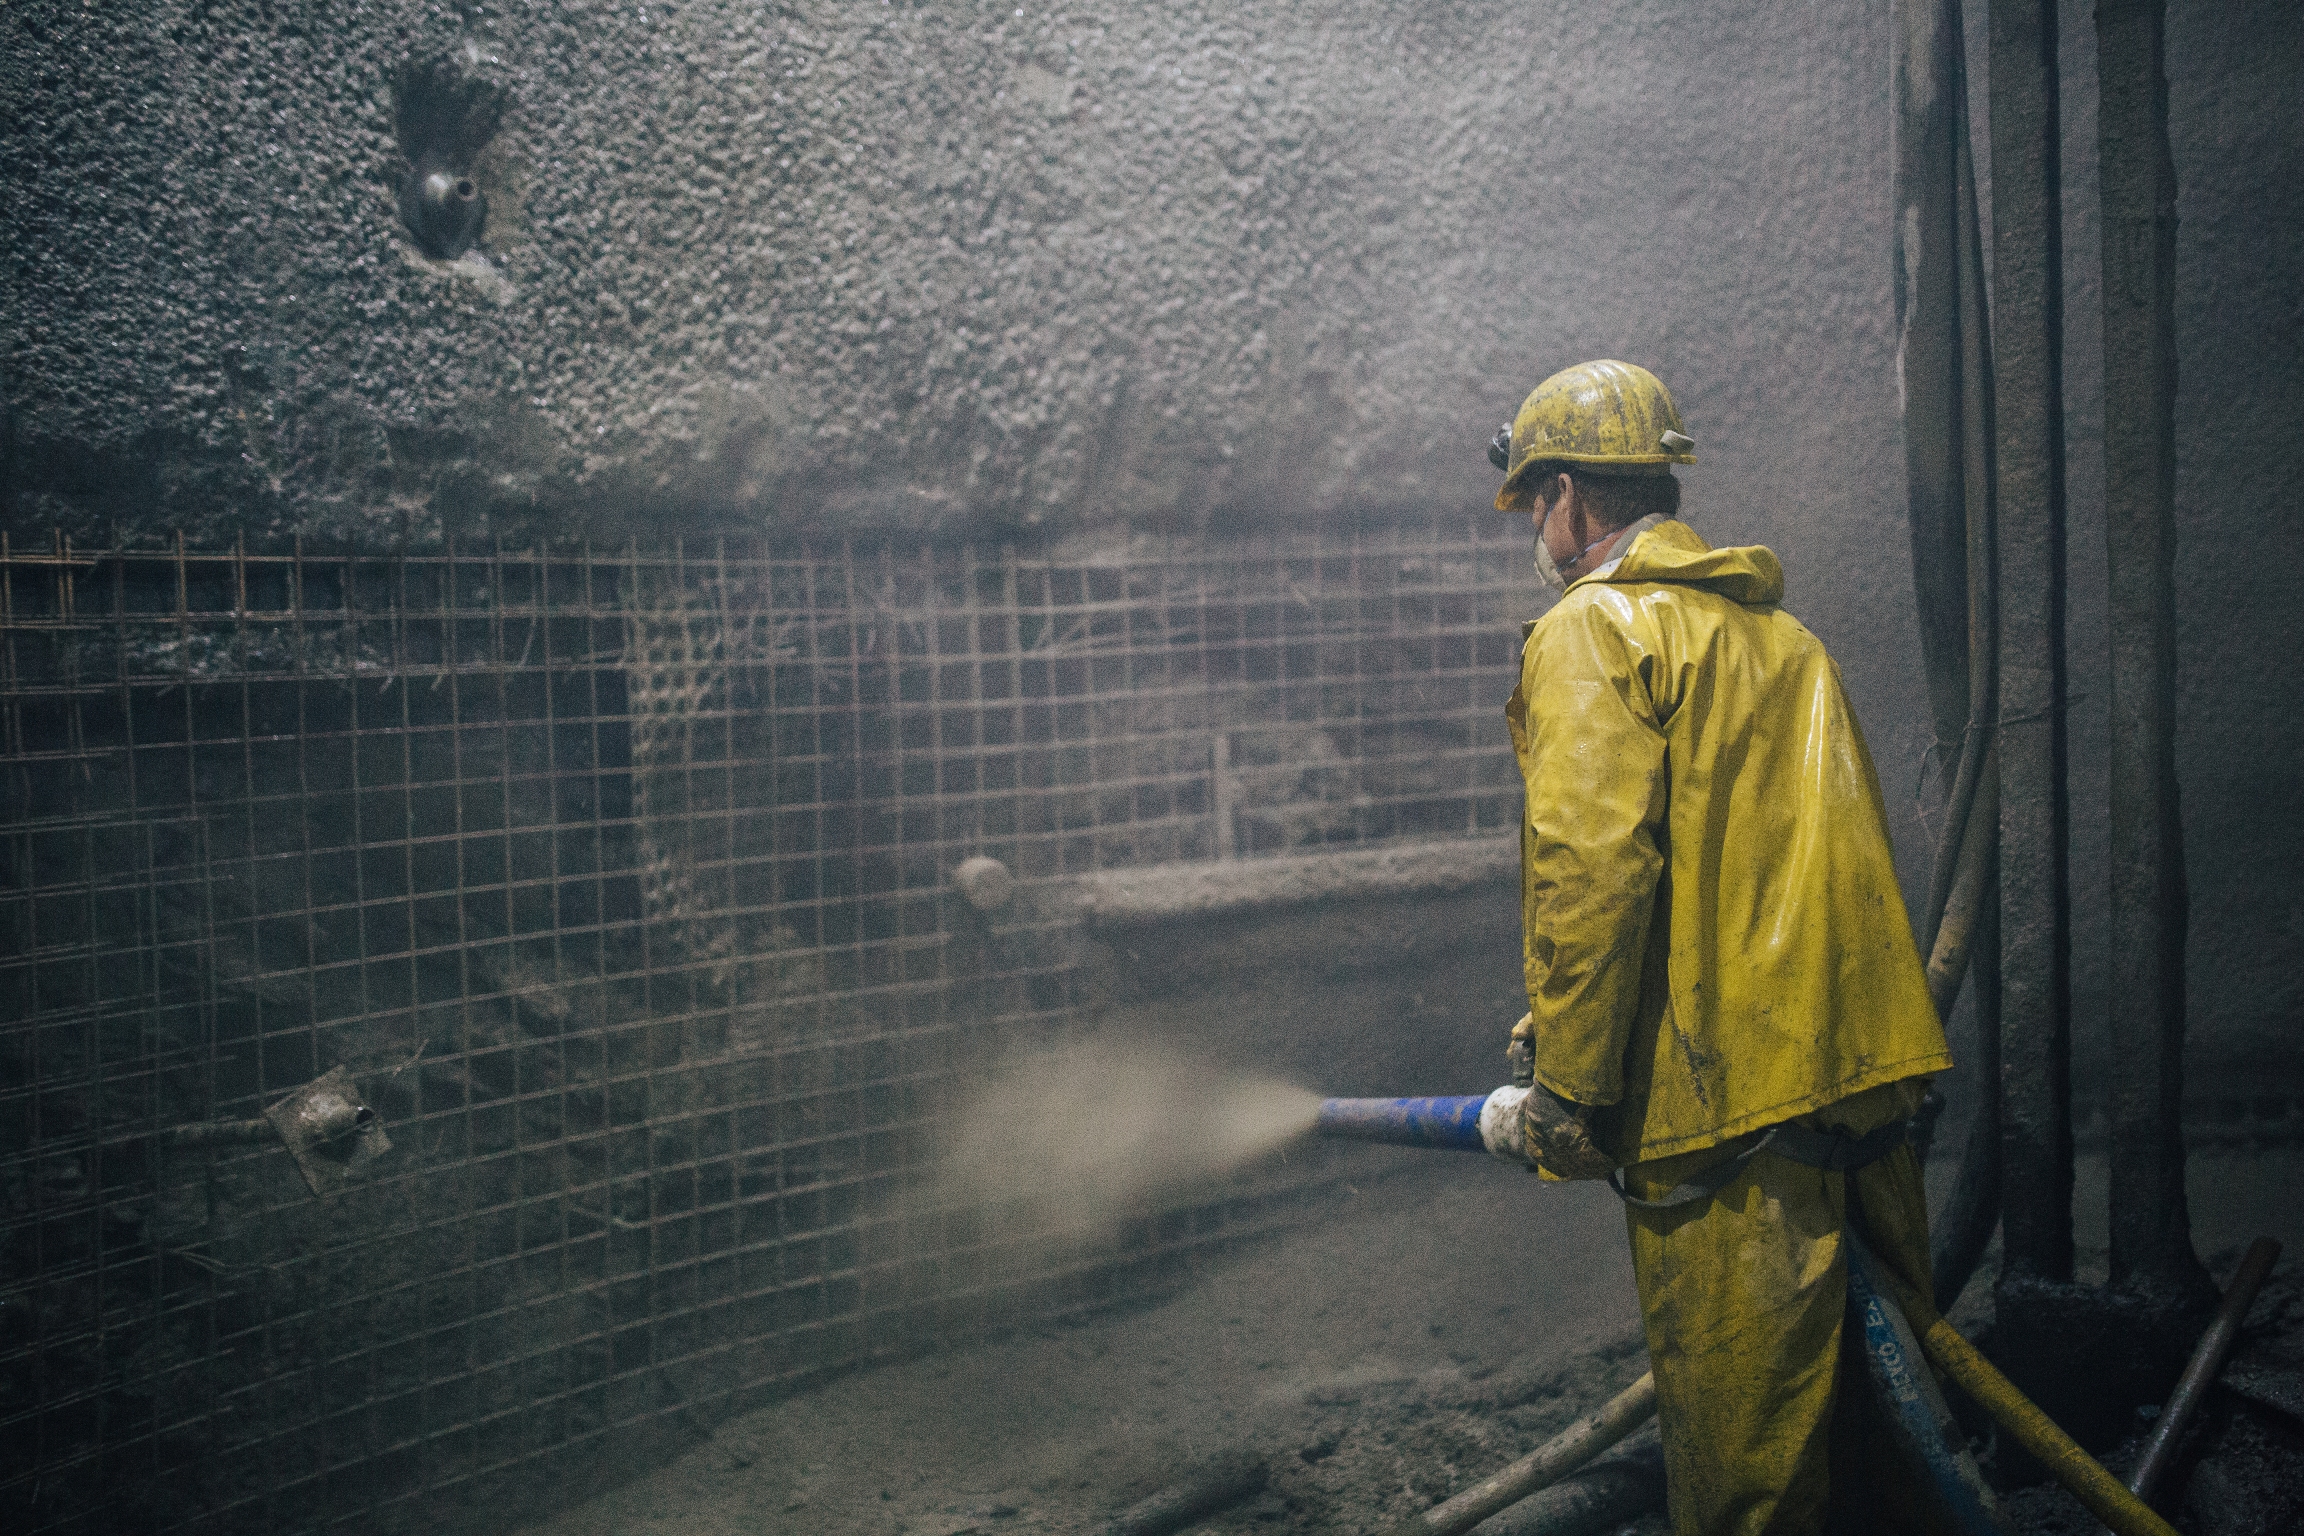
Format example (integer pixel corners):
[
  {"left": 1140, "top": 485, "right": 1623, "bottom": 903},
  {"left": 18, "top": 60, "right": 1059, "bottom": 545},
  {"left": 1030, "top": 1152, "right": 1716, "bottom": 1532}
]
[
  {"left": 519, "top": 1143, "right": 2303, "bottom": 1536},
  {"left": 520, "top": 1156, "right": 1645, "bottom": 1536}
]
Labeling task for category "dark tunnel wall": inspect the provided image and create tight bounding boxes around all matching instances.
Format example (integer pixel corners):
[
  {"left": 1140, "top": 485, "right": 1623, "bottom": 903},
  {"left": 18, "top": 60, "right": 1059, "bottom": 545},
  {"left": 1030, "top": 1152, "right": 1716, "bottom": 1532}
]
[
  {"left": 1, "top": 0, "right": 2297, "bottom": 1088},
  {"left": 2013, "top": 0, "right": 2304, "bottom": 1093}
]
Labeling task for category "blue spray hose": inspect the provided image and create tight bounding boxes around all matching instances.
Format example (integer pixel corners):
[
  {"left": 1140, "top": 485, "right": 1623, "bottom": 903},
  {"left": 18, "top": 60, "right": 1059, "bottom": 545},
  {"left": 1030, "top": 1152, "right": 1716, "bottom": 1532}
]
[
  {"left": 1313, "top": 1089, "right": 1529, "bottom": 1161},
  {"left": 1845, "top": 1237, "right": 2003, "bottom": 1534}
]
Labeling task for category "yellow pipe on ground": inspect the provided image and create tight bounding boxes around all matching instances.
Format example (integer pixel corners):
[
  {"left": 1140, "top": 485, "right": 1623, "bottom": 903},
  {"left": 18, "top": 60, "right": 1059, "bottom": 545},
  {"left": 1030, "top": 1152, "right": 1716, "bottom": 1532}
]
[{"left": 1863, "top": 1263, "right": 2180, "bottom": 1536}]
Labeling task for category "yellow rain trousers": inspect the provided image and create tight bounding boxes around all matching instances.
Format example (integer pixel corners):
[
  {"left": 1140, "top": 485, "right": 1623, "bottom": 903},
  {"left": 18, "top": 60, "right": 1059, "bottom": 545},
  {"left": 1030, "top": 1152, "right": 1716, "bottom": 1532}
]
[
  {"left": 1621, "top": 1083, "right": 1938, "bottom": 1536},
  {"left": 1505, "top": 521, "right": 1954, "bottom": 1534}
]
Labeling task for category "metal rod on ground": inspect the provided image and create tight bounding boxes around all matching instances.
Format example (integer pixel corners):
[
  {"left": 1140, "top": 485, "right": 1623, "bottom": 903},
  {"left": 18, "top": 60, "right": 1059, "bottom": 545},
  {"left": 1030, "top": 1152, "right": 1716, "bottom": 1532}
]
[
  {"left": 1381, "top": 1373, "right": 1657, "bottom": 1536},
  {"left": 2125, "top": 1236, "right": 2284, "bottom": 1507},
  {"left": 1084, "top": 1451, "right": 1267, "bottom": 1536},
  {"left": 1474, "top": 1439, "right": 1664, "bottom": 1536}
]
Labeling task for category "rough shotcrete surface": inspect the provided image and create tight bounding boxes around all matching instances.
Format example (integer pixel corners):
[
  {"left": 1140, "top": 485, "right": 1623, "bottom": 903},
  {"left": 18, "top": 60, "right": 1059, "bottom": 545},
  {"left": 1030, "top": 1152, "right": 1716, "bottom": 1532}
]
[
  {"left": 0, "top": 0, "right": 1946, "bottom": 1023},
  {"left": 3, "top": 4, "right": 2297, "bottom": 1079},
  {"left": 2, "top": 0, "right": 1903, "bottom": 556}
]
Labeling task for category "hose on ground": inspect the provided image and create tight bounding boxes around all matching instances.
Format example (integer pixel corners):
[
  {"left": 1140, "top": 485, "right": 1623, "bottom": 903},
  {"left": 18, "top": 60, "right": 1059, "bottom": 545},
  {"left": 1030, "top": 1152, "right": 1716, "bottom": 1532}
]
[{"left": 1863, "top": 1255, "right": 2181, "bottom": 1536}]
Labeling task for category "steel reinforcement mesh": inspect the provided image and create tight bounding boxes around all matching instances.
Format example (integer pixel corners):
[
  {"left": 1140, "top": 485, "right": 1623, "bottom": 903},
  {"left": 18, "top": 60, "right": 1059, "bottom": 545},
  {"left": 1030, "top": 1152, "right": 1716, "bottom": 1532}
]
[{"left": 0, "top": 522, "right": 1530, "bottom": 1533}]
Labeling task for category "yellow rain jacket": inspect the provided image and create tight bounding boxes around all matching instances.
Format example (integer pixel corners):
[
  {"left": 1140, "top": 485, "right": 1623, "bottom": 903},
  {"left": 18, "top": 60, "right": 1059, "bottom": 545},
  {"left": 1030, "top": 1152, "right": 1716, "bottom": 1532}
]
[{"left": 1504, "top": 520, "right": 1950, "bottom": 1164}]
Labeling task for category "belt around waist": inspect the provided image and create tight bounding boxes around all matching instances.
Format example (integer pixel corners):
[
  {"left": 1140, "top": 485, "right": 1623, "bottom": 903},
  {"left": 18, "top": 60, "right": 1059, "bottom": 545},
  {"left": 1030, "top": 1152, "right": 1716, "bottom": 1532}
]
[{"left": 1606, "top": 1115, "right": 1911, "bottom": 1212}]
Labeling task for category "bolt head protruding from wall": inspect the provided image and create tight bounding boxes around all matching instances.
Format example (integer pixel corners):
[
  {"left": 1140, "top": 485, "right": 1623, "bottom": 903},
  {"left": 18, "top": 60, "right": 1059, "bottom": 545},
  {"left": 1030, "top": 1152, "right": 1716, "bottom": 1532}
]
[
  {"left": 392, "top": 54, "right": 506, "bottom": 261},
  {"left": 953, "top": 856, "right": 1016, "bottom": 913}
]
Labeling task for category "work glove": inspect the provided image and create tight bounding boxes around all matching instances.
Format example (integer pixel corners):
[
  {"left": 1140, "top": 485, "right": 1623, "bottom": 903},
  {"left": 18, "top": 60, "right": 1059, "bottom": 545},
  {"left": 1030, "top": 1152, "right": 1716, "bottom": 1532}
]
[
  {"left": 1508, "top": 1014, "right": 1614, "bottom": 1180},
  {"left": 1520, "top": 1087, "right": 1614, "bottom": 1179}
]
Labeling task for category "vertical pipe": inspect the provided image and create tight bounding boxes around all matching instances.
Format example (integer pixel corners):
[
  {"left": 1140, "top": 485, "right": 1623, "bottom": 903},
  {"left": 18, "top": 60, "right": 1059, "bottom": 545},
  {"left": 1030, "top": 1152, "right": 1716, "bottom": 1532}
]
[
  {"left": 1989, "top": 0, "right": 2073, "bottom": 1283},
  {"left": 1896, "top": 0, "right": 2006, "bottom": 1303},
  {"left": 1932, "top": 897, "right": 2002, "bottom": 1305},
  {"left": 2094, "top": 0, "right": 2205, "bottom": 1300},
  {"left": 1893, "top": 0, "right": 1981, "bottom": 760}
]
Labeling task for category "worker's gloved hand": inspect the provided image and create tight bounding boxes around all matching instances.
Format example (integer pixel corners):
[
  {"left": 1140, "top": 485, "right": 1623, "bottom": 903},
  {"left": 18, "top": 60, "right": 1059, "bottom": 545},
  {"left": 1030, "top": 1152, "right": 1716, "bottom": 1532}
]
[
  {"left": 1520, "top": 1085, "right": 1614, "bottom": 1180},
  {"left": 1507, "top": 1011, "right": 1536, "bottom": 1087}
]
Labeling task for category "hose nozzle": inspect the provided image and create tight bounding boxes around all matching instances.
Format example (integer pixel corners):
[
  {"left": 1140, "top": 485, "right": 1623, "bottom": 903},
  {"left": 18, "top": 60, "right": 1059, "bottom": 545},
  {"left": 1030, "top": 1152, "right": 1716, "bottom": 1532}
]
[{"left": 1313, "top": 1086, "right": 1534, "bottom": 1165}]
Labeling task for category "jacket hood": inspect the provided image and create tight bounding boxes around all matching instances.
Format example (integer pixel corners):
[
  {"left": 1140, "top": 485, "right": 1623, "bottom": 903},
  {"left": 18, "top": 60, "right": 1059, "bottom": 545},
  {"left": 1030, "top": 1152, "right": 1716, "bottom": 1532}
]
[{"left": 1588, "top": 519, "right": 1784, "bottom": 606}]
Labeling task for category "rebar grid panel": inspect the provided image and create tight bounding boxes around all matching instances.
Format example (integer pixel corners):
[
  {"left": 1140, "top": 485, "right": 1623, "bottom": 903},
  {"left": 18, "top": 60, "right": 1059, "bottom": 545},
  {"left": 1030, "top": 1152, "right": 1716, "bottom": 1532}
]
[{"left": 0, "top": 521, "right": 1531, "bottom": 1534}]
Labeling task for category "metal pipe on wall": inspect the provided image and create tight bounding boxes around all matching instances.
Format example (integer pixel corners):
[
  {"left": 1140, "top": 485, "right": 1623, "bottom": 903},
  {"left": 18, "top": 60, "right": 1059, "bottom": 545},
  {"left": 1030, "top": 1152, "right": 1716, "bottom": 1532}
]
[
  {"left": 1987, "top": 0, "right": 2074, "bottom": 1286},
  {"left": 2094, "top": 0, "right": 2209, "bottom": 1303},
  {"left": 1931, "top": 898, "right": 2003, "bottom": 1305},
  {"left": 1894, "top": 0, "right": 1996, "bottom": 768},
  {"left": 1893, "top": 0, "right": 2007, "bottom": 1308}
]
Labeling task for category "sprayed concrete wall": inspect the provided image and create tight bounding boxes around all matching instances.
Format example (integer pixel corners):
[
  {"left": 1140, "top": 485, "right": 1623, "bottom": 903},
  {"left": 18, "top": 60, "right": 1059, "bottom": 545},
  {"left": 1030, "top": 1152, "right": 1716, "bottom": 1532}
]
[
  {"left": 2028, "top": 0, "right": 2304, "bottom": 1096},
  {"left": 1, "top": 0, "right": 1903, "bottom": 553},
  {"left": 1, "top": 0, "right": 2296, "bottom": 1094},
  {"left": 1073, "top": 844, "right": 1524, "bottom": 1097}
]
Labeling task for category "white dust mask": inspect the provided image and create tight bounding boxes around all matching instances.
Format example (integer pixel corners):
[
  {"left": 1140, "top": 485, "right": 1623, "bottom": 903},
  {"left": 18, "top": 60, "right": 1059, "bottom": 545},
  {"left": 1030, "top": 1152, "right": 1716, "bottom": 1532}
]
[
  {"left": 1532, "top": 502, "right": 1616, "bottom": 594},
  {"left": 1532, "top": 515, "right": 1568, "bottom": 594}
]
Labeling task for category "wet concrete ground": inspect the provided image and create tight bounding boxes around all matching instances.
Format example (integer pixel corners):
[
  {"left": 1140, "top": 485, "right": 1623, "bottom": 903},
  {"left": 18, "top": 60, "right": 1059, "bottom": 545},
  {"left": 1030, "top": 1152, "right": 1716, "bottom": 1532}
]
[{"left": 520, "top": 1143, "right": 2302, "bottom": 1536}]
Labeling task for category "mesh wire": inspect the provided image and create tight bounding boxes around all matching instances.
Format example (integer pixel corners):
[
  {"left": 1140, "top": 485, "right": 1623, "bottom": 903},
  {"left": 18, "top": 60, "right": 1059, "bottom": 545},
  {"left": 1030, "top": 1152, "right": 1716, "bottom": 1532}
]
[{"left": 0, "top": 522, "right": 1530, "bottom": 1533}]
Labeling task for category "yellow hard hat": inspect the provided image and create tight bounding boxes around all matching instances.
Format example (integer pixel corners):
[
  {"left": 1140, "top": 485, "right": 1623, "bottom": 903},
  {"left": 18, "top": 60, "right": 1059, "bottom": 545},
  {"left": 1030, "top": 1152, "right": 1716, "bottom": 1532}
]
[{"left": 1489, "top": 359, "right": 1697, "bottom": 512}]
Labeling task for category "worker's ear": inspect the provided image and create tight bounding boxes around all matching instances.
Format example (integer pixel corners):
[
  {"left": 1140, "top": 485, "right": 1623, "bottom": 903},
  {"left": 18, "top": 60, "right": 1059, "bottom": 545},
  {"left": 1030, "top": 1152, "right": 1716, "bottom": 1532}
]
[{"left": 1554, "top": 472, "right": 1590, "bottom": 545}]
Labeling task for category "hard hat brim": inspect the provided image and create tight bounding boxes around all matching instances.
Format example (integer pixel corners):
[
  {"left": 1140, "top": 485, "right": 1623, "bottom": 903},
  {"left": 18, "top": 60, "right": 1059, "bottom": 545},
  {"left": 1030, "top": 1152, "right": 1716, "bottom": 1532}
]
[{"left": 1494, "top": 451, "right": 1696, "bottom": 512}]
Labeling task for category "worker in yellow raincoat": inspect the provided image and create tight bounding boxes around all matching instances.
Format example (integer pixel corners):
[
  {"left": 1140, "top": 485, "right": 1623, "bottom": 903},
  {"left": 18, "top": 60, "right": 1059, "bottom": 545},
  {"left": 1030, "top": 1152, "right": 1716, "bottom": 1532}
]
[{"left": 1490, "top": 361, "right": 1954, "bottom": 1535}]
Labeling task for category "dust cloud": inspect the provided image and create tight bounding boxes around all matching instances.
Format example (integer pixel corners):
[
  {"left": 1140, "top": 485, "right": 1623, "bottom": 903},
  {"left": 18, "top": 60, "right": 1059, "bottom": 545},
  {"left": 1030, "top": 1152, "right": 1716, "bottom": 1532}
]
[{"left": 928, "top": 1036, "right": 1322, "bottom": 1236}]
